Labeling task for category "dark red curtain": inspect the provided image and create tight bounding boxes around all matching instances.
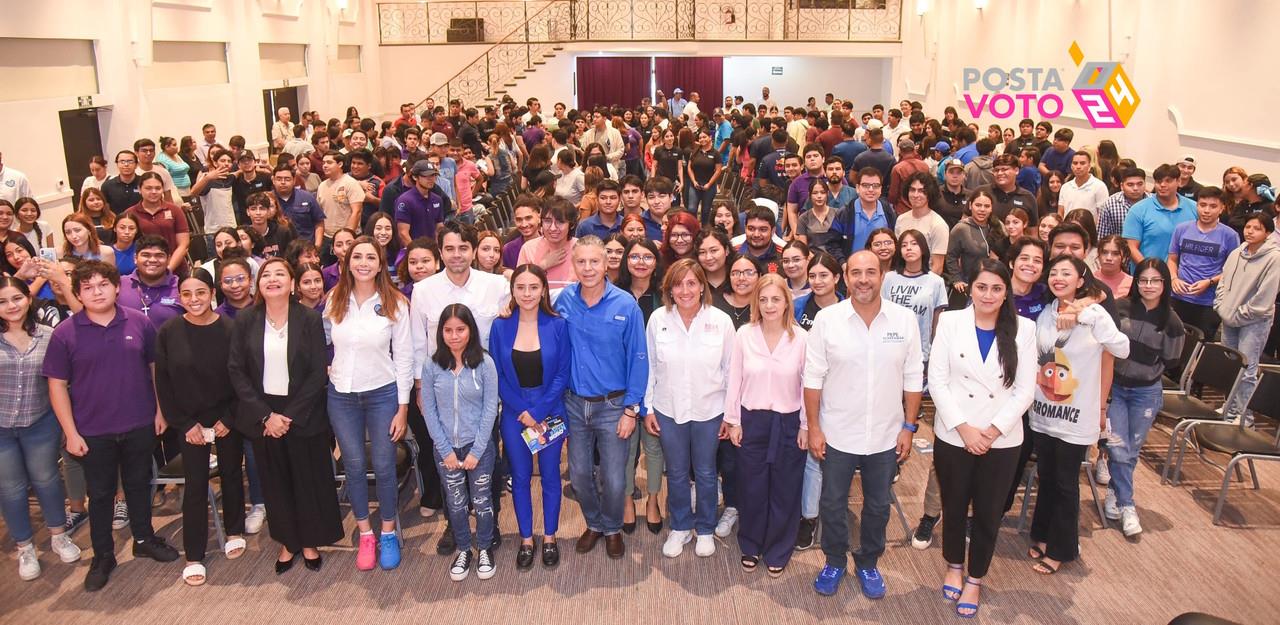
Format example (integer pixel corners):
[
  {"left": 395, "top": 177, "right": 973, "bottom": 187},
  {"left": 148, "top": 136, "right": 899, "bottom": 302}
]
[
  {"left": 576, "top": 57, "right": 651, "bottom": 111},
  {"left": 654, "top": 57, "right": 723, "bottom": 117}
]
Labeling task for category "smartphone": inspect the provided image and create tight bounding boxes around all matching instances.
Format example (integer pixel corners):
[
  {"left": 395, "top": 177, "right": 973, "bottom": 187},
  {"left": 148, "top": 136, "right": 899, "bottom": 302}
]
[{"left": 38, "top": 248, "right": 57, "bottom": 263}]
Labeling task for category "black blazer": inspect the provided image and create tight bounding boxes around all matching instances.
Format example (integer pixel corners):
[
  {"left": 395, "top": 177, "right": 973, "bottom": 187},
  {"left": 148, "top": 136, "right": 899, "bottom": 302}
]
[{"left": 227, "top": 300, "right": 330, "bottom": 438}]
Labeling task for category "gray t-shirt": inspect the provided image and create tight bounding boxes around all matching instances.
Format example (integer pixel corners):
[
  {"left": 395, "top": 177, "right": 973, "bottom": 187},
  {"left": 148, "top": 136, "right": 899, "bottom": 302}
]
[{"left": 881, "top": 270, "right": 948, "bottom": 361}]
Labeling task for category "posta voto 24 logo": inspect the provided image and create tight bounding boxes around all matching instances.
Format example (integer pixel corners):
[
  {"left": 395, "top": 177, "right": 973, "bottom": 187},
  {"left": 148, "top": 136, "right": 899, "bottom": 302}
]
[{"left": 962, "top": 41, "right": 1140, "bottom": 129}]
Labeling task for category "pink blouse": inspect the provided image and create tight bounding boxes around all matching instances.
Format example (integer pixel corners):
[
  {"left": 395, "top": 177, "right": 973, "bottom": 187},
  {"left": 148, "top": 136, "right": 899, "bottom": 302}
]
[
  {"left": 724, "top": 323, "right": 808, "bottom": 428},
  {"left": 516, "top": 236, "right": 577, "bottom": 290}
]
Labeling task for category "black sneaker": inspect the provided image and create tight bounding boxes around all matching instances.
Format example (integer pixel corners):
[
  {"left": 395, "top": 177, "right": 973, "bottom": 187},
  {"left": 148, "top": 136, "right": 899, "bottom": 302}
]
[
  {"left": 795, "top": 517, "right": 819, "bottom": 550},
  {"left": 449, "top": 550, "right": 473, "bottom": 582},
  {"left": 132, "top": 537, "right": 179, "bottom": 562},
  {"left": 911, "top": 514, "right": 939, "bottom": 550},
  {"left": 437, "top": 523, "right": 457, "bottom": 556},
  {"left": 84, "top": 554, "right": 117, "bottom": 592},
  {"left": 64, "top": 509, "right": 88, "bottom": 534}
]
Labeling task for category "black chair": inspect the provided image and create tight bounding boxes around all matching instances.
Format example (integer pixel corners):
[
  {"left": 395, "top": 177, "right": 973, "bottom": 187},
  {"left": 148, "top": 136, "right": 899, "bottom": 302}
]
[
  {"left": 1159, "top": 342, "right": 1246, "bottom": 485},
  {"left": 1168, "top": 366, "right": 1280, "bottom": 524},
  {"left": 1162, "top": 324, "right": 1204, "bottom": 392}
]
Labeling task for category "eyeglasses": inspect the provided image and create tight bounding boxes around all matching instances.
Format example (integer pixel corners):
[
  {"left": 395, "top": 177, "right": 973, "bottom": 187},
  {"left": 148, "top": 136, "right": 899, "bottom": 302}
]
[
  {"left": 222, "top": 275, "right": 249, "bottom": 285},
  {"left": 670, "top": 232, "right": 692, "bottom": 241},
  {"left": 116, "top": 159, "right": 137, "bottom": 165},
  {"left": 628, "top": 254, "right": 656, "bottom": 264},
  {"left": 730, "top": 269, "right": 758, "bottom": 278},
  {"left": 1137, "top": 278, "right": 1164, "bottom": 286},
  {"left": 859, "top": 183, "right": 883, "bottom": 190}
]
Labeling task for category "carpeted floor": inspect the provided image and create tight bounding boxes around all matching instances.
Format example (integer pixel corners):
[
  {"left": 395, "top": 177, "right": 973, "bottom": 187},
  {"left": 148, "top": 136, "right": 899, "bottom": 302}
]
[{"left": 2, "top": 412, "right": 1277, "bottom": 625}]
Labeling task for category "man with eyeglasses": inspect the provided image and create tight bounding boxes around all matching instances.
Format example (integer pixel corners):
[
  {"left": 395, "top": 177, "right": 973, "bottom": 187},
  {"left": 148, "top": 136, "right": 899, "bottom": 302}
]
[
  {"left": 834, "top": 168, "right": 896, "bottom": 256},
  {"left": 102, "top": 150, "right": 143, "bottom": 215},
  {"left": 116, "top": 235, "right": 183, "bottom": 328}
]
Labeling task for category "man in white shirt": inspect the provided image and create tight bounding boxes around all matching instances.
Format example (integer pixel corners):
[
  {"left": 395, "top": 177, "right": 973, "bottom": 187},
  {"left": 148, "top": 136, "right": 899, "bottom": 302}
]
[
  {"left": 581, "top": 110, "right": 624, "bottom": 174},
  {"left": 1057, "top": 151, "right": 1109, "bottom": 219},
  {"left": 271, "top": 107, "right": 295, "bottom": 151},
  {"left": 761, "top": 86, "right": 777, "bottom": 112},
  {"left": 683, "top": 92, "right": 702, "bottom": 122},
  {"left": 0, "top": 151, "right": 31, "bottom": 204},
  {"left": 409, "top": 220, "right": 510, "bottom": 550},
  {"left": 805, "top": 250, "right": 923, "bottom": 599},
  {"left": 195, "top": 124, "right": 218, "bottom": 166}
]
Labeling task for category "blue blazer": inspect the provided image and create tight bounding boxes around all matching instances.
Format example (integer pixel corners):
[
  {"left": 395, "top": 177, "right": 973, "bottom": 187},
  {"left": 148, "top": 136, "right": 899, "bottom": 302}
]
[{"left": 488, "top": 310, "right": 571, "bottom": 423}]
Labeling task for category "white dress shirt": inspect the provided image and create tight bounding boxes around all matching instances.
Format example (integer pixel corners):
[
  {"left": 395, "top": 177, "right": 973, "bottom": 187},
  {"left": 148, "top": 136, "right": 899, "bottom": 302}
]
[
  {"left": 928, "top": 308, "right": 1038, "bottom": 450},
  {"left": 803, "top": 298, "right": 924, "bottom": 455},
  {"left": 410, "top": 269, "right": 510, "bottom": 379},
  {"left": 262, "top": 318, "right": 290, "bottom": 396},
  {"left": 1057, "top": 175, "right": 1110, "bottom": 219},
  {"left": 644, "top": 305, "right": 735, "bottom": 423},
  {"left": 325, "top": 292, "right": 416, "bottom": 403}
]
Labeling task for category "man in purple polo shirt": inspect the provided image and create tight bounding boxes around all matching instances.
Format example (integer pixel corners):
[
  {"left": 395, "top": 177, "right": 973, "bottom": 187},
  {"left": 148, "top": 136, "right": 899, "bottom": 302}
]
[
  {"left": 784, "top": 144, "right": 825, "bottom": 238},
  {"left": 45, "top": 260, "right": 179, "bottom": 592},
  {"left": 394, "top": 160, "right": 450, "bottom": 246},
  {"left": 116, "top": 235, "right": 183, "bottom": 328},
  {"left": 503, "top": 194, "right": 543, "bottom": 269}
]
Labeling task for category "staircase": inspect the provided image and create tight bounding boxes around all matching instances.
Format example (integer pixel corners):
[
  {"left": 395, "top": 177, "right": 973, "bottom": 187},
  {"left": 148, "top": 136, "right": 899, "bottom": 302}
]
[{"left": 417, "top": 0, "right": 573, "bottom": 109}]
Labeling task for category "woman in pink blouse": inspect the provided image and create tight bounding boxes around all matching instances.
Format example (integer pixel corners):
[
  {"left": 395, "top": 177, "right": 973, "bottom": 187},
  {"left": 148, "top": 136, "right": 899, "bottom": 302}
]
[
  {"left": 725, "top": 273, "right": 808, "bottom": 577},
  {"left": 516, "top": 197, "right": 578, "bottom": 291}
]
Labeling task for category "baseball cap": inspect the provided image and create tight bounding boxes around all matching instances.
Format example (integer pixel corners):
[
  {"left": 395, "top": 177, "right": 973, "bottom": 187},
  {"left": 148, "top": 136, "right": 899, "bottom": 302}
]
[
  {"left": 897, "top": 137, "right": 916, "bottom": 152},
  {"left": 866, "top": 119, "right": 884, "bottom": 131},
  {"left": 933, "top": 141, "right": 951, "bottom": 155},
  {"left": 238, "top": 150, "right": 256, "bottom": 162},
  {"left": 673, "top": 87, "right": 684, "bottom": 94},
  {"left": 429, "top": 132, "right": 448, "bottom": 146},
  {"left": 410, "top": 161, "right": 440, "bottom": 177},
  {"left": 1180, "top": 154, "right": 1196, "bottom": 166},
  {"left": 943, "top": 157, "right": 965, "bottom": 172}
]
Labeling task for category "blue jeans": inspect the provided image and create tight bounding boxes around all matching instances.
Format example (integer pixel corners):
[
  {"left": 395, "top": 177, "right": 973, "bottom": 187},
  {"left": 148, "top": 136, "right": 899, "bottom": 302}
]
[
  {"left": 687, "top": 184, "right": 718, "bottom": 224},
  {"left": 0, "top": 413, "right": 67, "bottom": 543},
  {"left": 327, "top": 381, "right": 402, "bottom": 523},
  {"left": 656, "top": 412, "right": 722, "bottom": 534},
  {"left": 1222, "top": 317, "right": 1272, "bottom": 424},
  {"left": 435, "top": 442, "right": 496, "bottom": 551},
  {"left": 1106, "top": 382, "right": 1163, "bottom": 507},
  {"left": 819, "top": 446, "right": 897, "bottom": 570},
  {"left": 500, "top": 384, "right": 564, "bottom": 539},
  {"left": 564, "top": 392, "right": 630, "bottom": 535},
  {"left": 801, "top": 454, "right": 822, "bottom": 519}
]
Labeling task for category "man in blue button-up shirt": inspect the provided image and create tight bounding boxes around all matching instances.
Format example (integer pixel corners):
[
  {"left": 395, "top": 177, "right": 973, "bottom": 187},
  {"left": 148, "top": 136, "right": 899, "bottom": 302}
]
[{"left": 554, "top": 236, "right": 647, "bottom": 558}]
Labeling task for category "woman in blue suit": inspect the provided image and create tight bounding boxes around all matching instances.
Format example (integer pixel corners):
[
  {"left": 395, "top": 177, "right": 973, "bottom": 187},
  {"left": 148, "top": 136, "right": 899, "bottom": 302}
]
[{"left": 488, "top": 264, "right": 571, "bottom": 571}]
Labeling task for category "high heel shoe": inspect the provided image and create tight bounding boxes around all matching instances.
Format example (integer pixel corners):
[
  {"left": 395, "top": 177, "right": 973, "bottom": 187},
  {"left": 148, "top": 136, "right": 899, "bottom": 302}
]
[
  {"left": 956, "top": 577, "right": 982, "bottom": 618},
  {"left": 623, "top": 502, "right": 638, "bottom": 534},
  {"left": 941, "top": 563, "right": 963, "bottom": 601},
  {"left": 646, "top": 502, "right": 663, "bottom": 535},
  {"left": 275, "top": 551, "right": 299, "bottom": 575},
  {"left": 303, "top": 552, "right": 323, "bottom": 572}
]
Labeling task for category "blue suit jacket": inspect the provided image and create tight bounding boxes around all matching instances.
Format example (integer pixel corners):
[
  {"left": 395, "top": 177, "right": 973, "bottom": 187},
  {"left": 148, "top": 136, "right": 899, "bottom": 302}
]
[{"left": 487, "top": 310, "right": 572, "bottom": 423}]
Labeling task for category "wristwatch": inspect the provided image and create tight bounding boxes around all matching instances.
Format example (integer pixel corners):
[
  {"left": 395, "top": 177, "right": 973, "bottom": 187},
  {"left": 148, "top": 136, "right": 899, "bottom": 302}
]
[
  {"left": 902, "top": 421, "right": 919, "bottom": 433},
  {"left": 624, "top": 404, "right": 640, "bottom": 417}
]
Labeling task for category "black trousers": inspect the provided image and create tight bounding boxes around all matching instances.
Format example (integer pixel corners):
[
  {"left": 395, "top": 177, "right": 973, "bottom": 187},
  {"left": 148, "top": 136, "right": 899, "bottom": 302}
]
[
  {"left": 1028, "top": 431, "right": 1089, "bottom": 563},
  {"left": 253, "top": 420, "right": 343, "bottom": 552},
  {"left": 934, "top": 439, "right": 1020, "bottom": 578},
  {"left": 180, "top": 428, "right": 246, "bottom": 562},
  {"left": 1172, "top": 298, "right": 1221, "bottom": 342},
  {"left": 407, "top": 399, "right": 444, "bottom": 510},
  {"left": 79, "top": 425, "right": 156, "bottom": 557}
]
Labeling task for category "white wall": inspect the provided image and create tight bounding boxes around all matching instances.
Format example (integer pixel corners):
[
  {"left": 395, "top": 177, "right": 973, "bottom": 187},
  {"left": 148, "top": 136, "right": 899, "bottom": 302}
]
[
  {"left": 723, "top": 56, "right": 890, "bottom": 111},
  {"left": 897, "top": 0, "right": 1279, "bottom": 182}
]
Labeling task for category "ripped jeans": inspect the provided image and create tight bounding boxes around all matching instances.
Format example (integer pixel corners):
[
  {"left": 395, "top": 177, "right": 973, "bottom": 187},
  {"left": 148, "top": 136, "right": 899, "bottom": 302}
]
[
  {"left": 434, "top": 442, "right": 496, "bottom": 552},
  {"left": 1105, "top": 382, "right": 1163, "bottom": 508}
]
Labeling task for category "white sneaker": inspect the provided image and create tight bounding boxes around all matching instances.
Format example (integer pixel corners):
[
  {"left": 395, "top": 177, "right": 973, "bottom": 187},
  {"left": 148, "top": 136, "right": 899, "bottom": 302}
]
[
  {"left": 1095, "top": 459, "right": 1111, "bottom": 486},
  {"left": 17, "top": 544, "right": 40, "bottom": 581},
  {"left": 245, "top": 504, "right": 266, "bottom": 535},
  {"left": 714, "top": 507, "right": 739, "bottom": 538},
  {"left": 662, "top": 530, "right": 692, "bottom": 558},
  {"left": 1120, "top": 506, "right": 1142, "bottom": 537},
  {"left": 419, "top": 506, "right": 436, "bottom": 518},
  {"left": 694, "top": 534, "right": 716, "bottom": 557},
  {"left": 111, "top": 500, "right": 129, "bottom": 530},
  {"left": 50, "top": 533, "right": 81, "bottom": 563},
  {"left": 1103, "top": 489, "right": 1121, "bottom": 520}
]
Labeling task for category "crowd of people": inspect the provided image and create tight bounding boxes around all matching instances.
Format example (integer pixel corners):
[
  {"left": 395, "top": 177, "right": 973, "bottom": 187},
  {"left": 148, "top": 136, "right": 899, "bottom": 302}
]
[{"left": 0, "top": 87, "right": 1277, "bottom": 618}]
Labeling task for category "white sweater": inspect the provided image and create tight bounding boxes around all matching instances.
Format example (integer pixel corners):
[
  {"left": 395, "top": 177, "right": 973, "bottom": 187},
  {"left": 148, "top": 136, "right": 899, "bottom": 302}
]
[{"left": 1030, "top": 302, "right": 1130, "bottom": 446}]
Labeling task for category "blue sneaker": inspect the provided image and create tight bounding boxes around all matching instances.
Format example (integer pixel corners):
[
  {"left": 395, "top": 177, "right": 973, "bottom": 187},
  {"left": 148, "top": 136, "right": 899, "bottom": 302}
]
[
  {"left": 856, "top": 567, "right": 886, "bottom": 599},
  {"left": 813, "top": 565, "right": 846, "bottom": 596},
  {"left": 378, "top": 532, "right": 402, "bottom": 570}
]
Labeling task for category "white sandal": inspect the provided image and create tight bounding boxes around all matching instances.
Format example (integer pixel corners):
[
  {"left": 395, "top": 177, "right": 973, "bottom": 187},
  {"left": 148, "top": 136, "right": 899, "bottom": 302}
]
[
  {"left": 224, "top": 537, "right": 247, "bottom": 560},
  {"left": 182, "top": 562, "right": 207, "bottom": 586}
]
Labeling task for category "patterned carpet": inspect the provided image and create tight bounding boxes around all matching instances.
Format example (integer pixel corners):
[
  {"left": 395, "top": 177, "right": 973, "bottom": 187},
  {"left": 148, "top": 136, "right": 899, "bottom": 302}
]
[{"left": 1, "top": 410, "right": 1276, "bottom": 625}]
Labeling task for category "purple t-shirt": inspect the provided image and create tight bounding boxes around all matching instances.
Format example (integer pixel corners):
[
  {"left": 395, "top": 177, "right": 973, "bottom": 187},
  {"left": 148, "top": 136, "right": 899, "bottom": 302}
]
[
  {"left": 787, "top": 171, "right": 817, "bottom": 210},
  {"left": 392, "top": 186, "right": 445, "bottom": 242},
  {"left": 502, "top": 236, "right": 527, "bottom": 270},
  {"left": 42, "top": 305, "right": 157, "bottom": 437},
  {"left": 1168, "top": 221, "right": 1240, "bottom": 306},
  {"left": 522, "top": 127, "right": 546, "bottom": 152},
  {"left": 116, "top": 272, "right": 183, "bottom": 329}
]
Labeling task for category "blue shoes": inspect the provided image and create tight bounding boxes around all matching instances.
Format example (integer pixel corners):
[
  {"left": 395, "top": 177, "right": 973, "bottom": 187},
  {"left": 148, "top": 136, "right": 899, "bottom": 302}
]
[
  {"left": 378, "top": 532, "right": 402, "bottom": 570},
  {"left": 813, "top": 565, "right": 846, "bottom": 596},
  {"left": 856, "top": 567, "right": 886, "bottom": 599}
]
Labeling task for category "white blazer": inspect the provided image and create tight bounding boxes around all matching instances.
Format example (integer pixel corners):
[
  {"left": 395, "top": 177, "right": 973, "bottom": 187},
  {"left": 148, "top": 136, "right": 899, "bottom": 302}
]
[{"left": 928, "top": 308, "right": 1038, "bottom": 450}]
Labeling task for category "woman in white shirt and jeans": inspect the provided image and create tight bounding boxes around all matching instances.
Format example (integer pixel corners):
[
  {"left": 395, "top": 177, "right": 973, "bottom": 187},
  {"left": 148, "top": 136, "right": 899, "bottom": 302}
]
[
  {"left": 928, "top": 259, "right": 1037, "bottom": 617},
  {"left": 644, "top": 259, "right": 736, "bottom": 559},
  {"left": 324, "top": 237, "right": 414, "bottom": 572},
  {"left": 1028, "top": 254, "right": 1129, "bottom": 575}
]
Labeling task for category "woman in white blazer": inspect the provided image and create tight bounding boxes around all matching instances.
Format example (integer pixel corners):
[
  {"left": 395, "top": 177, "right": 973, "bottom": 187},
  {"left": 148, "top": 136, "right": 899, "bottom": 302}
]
[{"left": 927, "top": 258, "right": 1038, "bottom": 619}]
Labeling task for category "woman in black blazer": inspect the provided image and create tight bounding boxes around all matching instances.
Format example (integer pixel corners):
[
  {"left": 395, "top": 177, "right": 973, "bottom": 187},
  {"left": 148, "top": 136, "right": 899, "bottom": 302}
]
[{"left": 227, "top": 257, "right": 342, "bottom": 574}]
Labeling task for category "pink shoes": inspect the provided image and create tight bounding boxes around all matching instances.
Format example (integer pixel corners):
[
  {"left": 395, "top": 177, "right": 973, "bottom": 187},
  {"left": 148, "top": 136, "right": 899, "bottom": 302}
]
[{"left": 356, "top": 533, "right": 377, "bottom": 571}]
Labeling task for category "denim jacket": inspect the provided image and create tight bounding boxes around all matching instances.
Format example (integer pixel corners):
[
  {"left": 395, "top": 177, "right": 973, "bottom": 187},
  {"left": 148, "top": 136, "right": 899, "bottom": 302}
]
[{"left": 420, "top": 353, "right": 499, "bottom": 460}]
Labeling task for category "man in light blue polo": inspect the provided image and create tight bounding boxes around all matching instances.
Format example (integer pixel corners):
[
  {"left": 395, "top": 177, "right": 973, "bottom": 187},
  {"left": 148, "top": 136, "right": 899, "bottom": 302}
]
[{"left": 1123, "top": 163, "right": 1197, "bottom": 264}]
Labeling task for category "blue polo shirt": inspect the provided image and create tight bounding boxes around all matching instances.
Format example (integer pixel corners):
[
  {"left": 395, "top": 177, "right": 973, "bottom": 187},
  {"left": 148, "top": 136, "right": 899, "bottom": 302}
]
[
  {"left": 844, "top": 199, "right": 891, "bottom": 251},
  {"left": 554, "top": 282, "right": 648, "bottom": 406},
  {"left": 43, "top": 305, "right": 157, "bottom": 437},
  {"left": 576, "top": 212, "right": 621, "bottom": 240},
  {"left": 275, "top": 189, "right": 324, "bottom": 241},
  {"left": 117, "top": 272, "right": 183, "bottom": 329},
  {"left": 1122, "top": 195, "right": 1197, "bottom": 263},
  {"left": 714, "top": 120, "right": 733, "bottom": 165},
  {"left": 393, "top": 186, "right": 447, "bottom": 241},
  {"left": 641, "top": 209, "right": 665, "bottom": 241}
]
